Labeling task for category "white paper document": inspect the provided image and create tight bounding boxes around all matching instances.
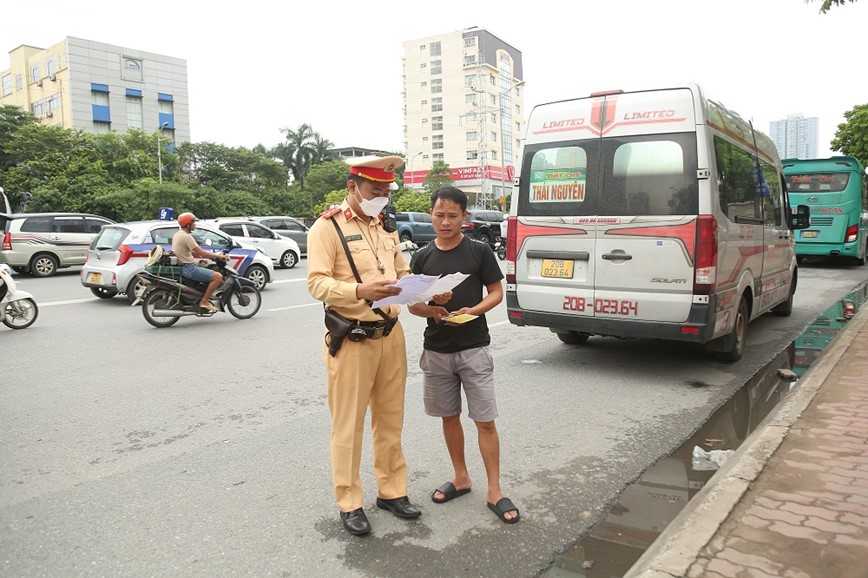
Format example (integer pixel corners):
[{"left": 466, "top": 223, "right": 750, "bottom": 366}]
[{"left": 371, "top": 272, "right": 470, "bottom": 308}]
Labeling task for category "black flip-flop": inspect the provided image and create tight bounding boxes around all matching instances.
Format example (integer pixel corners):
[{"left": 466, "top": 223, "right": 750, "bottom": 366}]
[
  {"left": 431, "top": 482, "right": 471, "bottom": 504},
  {"left": 488, "top": 497, "right": 520, "bottom": 524}
]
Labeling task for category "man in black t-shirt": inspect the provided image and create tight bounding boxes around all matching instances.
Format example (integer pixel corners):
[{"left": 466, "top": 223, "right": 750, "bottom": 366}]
[{"left": 408, "top": 186, "right": 520, "bottom": 524}]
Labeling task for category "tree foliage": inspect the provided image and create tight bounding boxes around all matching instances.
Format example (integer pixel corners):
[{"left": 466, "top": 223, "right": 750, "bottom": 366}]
[
  {"left": 808, "top": 0, "right": 859, "bottom": 13},
  {"left": 422, "top": 160, "right": 454, "bottom": 194},
  {"left": 830, "top": 103, "right": 868, "bottom": 168},
  {"left": 0, "top": 104, "right": 350, "bottom": 222}
]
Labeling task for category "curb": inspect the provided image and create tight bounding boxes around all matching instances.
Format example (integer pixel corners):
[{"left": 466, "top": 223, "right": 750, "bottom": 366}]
[{"left": 624, "top": 306, "right": 868, "bottom": 578}]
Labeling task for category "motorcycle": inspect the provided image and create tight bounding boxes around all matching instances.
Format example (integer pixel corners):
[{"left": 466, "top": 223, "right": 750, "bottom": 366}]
[
  {"left": 494, "top": 237, "right": 506, "bottom": 261},
  {"left": 0, "top": 263, "right": 38, "bottom": 329},
  {"left": 138, "top": 248, "right": 262, "bottom": 328}
]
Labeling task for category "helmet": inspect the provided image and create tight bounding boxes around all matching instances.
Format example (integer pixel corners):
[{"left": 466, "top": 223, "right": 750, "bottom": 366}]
[{"left": 178, "top": 212, "right": 197, "bottom": 227}]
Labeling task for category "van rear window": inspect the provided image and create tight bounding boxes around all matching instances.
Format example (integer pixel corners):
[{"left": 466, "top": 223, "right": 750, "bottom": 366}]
[{"left": 519, "top": 133, "right": 698, "bottom": 217}]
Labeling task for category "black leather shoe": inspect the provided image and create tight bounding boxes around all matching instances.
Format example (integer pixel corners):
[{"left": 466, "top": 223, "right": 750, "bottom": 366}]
[
  {"left": 376, "top": 496, "right": 422, "bottom": 519},
  {"left": 340, "top": 507, "right": 371, "bottom": 536}
]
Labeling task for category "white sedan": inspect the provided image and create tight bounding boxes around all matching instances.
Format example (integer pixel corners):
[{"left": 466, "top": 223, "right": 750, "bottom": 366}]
[{"left": 208, "top": 219, "right": 301, "bottom": 269}]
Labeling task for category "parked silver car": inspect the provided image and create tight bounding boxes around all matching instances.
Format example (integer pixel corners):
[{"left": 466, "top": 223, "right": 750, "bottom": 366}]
[
  {"left": 249, "top": 216, "right": 309, "bottom": 256},
  {"left": 1, "top": 212, "right": 115, "bottom": 277}
]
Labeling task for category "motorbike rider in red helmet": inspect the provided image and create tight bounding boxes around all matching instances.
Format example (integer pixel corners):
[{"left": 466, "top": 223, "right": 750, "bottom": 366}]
[{"left": 172, "top": 212, "right": 227, "bottom": 312}]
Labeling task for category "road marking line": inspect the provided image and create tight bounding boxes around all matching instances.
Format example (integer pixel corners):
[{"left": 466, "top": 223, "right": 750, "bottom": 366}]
[
  {"left": 267, "top": 302, "right": 321, "bottom": 312},
  {"left": 272, "top": 278, "right": 307, "bottom": 284},
  {"left": 41, "top": 298, "right": 98, "bottom": 306}
]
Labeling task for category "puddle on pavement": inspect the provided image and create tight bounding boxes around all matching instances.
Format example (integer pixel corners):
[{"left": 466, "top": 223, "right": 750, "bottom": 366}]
[{"left": 543, "top": 282, "right": 868, "bottom": 578}]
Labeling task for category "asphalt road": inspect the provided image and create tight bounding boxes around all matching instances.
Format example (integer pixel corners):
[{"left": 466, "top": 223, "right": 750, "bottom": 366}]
[{"left": 2, "top": 258, "right": 867, "bottom": 577}]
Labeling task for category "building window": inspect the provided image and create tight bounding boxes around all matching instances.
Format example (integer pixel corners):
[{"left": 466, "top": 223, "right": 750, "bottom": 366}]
[
  {"left": 430, "top": 60, "right": 442, "bottom": 75},
  {"left": 421, "top": 81, "right": 427, "bottom": 88},
  {"left": 464, "top": 55, "right": 477, "bottom": 66},
  {"left": 466, "top": 94, "right": 477, "bottom": 105},
  {"left": 30, "top": 64, "right": 40, "bottom": 84},
  {"left": 423, "top": 136, "right": 429, "bottom": 142},
  {"left": 490, "top": 74, "right": 496, "bottom": 85},
  {"left": 431, "top": 97, "right": 443, "bottom": 112},
  {"left": 491, "top": 150, "right": 498, "bottom": 160},
  {"left": 490, "top": 94, "right": 496, "bottom": 105},
  {"left": 465, "top": 112, "right": 477, "bottom": 122},
  {"left": 1, "top": 75, "right": 12, "bottom": 96},
  {"left": 491, "top": 112, "right": 497, "bottom": 122},
  {"left": 93, "top": 122, "right": 111, "bottom": 134},
  {"left": 432, "top": 134, "right": 444, "bottom": 150},
  {"left": 46, "top": 57, "right": 56, "bottom": 77},
  {"left": 516, "top": 122, "right": 521, "bottom": 132},
  {"left": 430, "top": 79, "right": 442, "bottom": 94},
  {"left": 515, "top": 104, "right": 521, "bottom": 115},
  {"left": 421, "top": 99, "right": 427, "bottom": 105},
  {"left": 429, "top": 41, "right": 441, "bottom": 56},
  {"left": 432, "top": 116, "right": 443, "bottom": 131},
  {"left": 433, "top": 153, "right": 444, "bottom": 161},
  {"left": 127, "top": 95, "right": 143, "bottom": 129},
  {"left": 491, "top": 132, "right": 497, "bottom": 142},
  {"left": 420, "top": 63, "right": 427, "bottom": 69},
  {"left": 464, "top": 75, "right": 475, "bottom": 88},
  {"left": 466, "top": 131, "right": 477, "bottom": 141},
  {"left": 467, "top": 150, "right": 479, "bottom": 160},
  {"left": 464, "top": 37, "right": 475, "bottom": 47}
]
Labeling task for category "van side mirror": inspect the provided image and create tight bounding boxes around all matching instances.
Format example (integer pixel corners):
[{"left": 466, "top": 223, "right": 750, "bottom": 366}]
[{"left": 790, "top": 205, "right": 810, "bottom": 230}]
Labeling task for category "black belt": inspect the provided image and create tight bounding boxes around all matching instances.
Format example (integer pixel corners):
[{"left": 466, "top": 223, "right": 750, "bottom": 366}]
[{"left": 349, "top": 317, "right": 398, "bottom": 340}]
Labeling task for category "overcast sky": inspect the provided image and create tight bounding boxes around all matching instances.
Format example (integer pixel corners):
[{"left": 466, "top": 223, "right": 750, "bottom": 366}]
[{"left": 3, "top": 0, "right": 865, "bottom": 158}]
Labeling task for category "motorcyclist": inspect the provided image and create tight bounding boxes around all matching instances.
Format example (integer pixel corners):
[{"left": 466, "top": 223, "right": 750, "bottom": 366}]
[{"left": 172, "top": 212, "right": 227, "bottom": 312}]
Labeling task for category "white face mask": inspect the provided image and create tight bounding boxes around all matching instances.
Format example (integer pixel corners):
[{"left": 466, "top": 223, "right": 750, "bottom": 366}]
[{"left": 355, "top": 189, "right": 390, "bottom": 217}]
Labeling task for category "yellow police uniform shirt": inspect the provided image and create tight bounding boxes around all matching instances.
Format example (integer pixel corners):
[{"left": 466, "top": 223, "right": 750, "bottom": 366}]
[{"left": 307, "top": 199, "right": 409, "bottom": 321}]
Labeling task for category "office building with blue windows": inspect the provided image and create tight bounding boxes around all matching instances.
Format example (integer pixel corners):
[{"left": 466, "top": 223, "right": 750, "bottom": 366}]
[{"left": 1, "top": 36, "right": 188, "bottom": 147}]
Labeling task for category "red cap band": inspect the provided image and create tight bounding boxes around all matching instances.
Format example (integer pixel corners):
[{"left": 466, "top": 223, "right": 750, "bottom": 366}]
[{"left": 349, "top": 166, "right": 395, "bottom": 182}]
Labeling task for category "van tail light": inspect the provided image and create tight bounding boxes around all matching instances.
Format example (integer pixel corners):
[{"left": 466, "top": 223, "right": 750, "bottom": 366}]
[
  {"left": 845, "top": 224, "right": 858, "bottom": 243},
  {"left": 2, "top": 233, "right": 11, "bottom": 251},
  {"left": 505, "top": 216, "right": 517, "bottom": 284},
  {"left": 117, "top": 244, "right": 134, "bottom": 266},
  {"left": 693, "top": 216, "right": 718, "bottom": 295}
]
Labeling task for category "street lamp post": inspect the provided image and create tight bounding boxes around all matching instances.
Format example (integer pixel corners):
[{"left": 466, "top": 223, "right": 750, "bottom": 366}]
[
  {"left": 499, "top": 81, "right": 525, "bottom": 207},
  {"left": 407, "top": 152, "right": 423, "bottom": 188},
  {"left": 156, "top": 121, "right": 169, "bottom": 183}
]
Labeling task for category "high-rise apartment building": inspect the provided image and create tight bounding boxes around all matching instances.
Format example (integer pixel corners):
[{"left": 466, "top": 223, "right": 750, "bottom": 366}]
[
  {"left": 769, "top": 114, "right": 819, "bottom": 160},
  {"left": 403, "top": 27, "right": 523, "bottom": 209},
  {"left": 1, "top": 37, "right": 189, "bottom": 148}
]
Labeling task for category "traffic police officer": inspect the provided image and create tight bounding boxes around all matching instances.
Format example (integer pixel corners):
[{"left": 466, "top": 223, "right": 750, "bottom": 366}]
[{"left": 307, "top": 155, "right": 421, "bottom": 536}]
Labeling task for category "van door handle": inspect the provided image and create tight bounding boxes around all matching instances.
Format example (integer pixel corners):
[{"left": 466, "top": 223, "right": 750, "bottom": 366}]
[{"left": 602, "top": 252, "right": 633, "bottom": 260}]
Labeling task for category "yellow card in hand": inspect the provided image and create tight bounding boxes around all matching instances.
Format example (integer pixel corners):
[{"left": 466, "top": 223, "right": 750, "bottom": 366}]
[{"left": 445, "top": 313, "right": 478, "bottom": 324}]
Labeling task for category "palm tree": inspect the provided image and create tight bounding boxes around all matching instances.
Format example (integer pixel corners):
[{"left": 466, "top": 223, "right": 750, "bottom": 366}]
[
  {"left": 310, "top": 134, "right": 337, "bottom": 164},
  {"left": 280, "top": 123, "right": 315, "bottom": 190}
]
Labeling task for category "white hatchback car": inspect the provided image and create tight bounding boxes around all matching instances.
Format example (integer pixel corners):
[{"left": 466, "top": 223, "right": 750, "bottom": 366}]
[
  {"left": 80, "top": 220, "right": 274, "bottom": 302},
  {"left": 207, "top": 219, "right": 301, "bottom": 269}
]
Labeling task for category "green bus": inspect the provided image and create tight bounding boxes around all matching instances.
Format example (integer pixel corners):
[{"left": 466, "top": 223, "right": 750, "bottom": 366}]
[{"left": 783, "top": 156, "right": 868, "bottom": 264}]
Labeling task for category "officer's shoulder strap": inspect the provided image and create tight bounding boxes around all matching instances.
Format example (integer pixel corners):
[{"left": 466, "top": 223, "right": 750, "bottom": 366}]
[{"left": 320, "top": 207, "right": 342, "bottom": 219}]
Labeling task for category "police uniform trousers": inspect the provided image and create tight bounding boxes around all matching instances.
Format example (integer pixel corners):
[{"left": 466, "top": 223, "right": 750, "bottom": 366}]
[{"left": 323, "top": 320, "right": 408, "bottom": 512}]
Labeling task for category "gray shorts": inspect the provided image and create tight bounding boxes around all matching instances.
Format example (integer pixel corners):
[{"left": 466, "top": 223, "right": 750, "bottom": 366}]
[{"left": 419, "top": 346, "right": 497, "bottom": 422}]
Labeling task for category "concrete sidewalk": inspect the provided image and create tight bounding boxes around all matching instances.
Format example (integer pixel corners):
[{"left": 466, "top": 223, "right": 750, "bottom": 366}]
[{"left": 626, "top": 306, "right": 868, "bottom": 578}]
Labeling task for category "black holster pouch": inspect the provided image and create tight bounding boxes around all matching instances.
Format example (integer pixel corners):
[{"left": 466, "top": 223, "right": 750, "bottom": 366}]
[{"left": 324, "top": 307, "right": 354, "bottom": 357}]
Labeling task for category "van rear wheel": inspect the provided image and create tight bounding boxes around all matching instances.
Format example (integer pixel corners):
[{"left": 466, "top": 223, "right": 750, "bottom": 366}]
[
  {"left": 711, "top": 297, "right": 748, "bottom": 362},
  {"left": 556, "top": 331, "right": 590, "bottom": 345},
  {"left": 29, "top": 253, "right": 58, "bottom": 277}
]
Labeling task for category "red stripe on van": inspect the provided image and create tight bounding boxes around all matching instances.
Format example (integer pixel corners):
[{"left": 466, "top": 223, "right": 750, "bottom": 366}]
[{"left": 605, "top": 221, "right": 697, "bottom": 265}]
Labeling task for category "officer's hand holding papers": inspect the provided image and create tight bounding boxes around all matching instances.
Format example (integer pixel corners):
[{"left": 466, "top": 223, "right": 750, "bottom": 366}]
[{"left": 371, "top": 273, "right": 470, "bottom": 308}]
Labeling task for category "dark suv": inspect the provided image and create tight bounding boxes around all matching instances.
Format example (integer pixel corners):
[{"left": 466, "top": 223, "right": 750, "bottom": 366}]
[{"left": 461, "top": 210, "right": 505, "bottom": 245}]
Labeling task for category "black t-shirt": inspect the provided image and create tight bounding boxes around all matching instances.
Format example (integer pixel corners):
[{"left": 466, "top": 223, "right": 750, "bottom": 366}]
[{"left": 411, "top": 236, "right": 504, "bottom": 353}]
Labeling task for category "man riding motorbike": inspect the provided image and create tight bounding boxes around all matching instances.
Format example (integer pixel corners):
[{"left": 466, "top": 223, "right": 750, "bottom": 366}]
[{"left": 172, "top": 212, "right": 228, "bottom": 312}]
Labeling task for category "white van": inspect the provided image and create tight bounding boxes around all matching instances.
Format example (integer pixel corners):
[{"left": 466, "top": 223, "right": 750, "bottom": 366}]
[{"left": 504, "top": 84, "right": 810, "bottom": 361}]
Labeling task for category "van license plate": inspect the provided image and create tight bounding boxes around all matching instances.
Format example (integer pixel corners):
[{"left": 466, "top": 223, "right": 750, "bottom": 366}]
[
  {"left": 88, "top": 273, "right": 101, "bottom": 283},
  {"left": 541, "top": 259, "right": 574, "bottom": 279},
  {"left": 802, "top": 231, "right": 818, "bottom": 238}
]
